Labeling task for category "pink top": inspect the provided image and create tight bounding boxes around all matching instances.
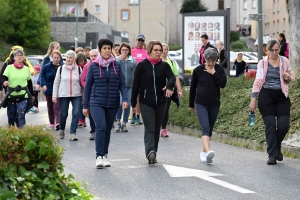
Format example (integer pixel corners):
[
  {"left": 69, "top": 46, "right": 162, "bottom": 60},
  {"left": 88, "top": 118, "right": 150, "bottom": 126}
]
[
  {"left": 132, "top": 47, "right": 148, "bottom": 64},
  {"left": 80, "top": 61, "right": 92, "bottom": 88},
  {"left": 252, "top": 56, "right": 293, "bottom": 98},
  {"left": 200, "top": 45, "right": 206, "bottom": 64}
]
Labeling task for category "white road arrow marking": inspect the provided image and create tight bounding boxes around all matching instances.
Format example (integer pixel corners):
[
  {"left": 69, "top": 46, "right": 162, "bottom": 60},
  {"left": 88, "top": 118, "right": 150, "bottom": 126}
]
[{"left": 163, "top": 164, "right": 255, "bottom": 194}]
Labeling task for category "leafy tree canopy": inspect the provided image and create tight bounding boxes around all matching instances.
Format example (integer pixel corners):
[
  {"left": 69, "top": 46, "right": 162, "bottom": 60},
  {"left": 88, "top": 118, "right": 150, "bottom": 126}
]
[
  {"left": 0, "top": 0, "right": 51, "bottom": 49},
  {"left": 180, "top": 0, "right": 208, "bottom": 14}
]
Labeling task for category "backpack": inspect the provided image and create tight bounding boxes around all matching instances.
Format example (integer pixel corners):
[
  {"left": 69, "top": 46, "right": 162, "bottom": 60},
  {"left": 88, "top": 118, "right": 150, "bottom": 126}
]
[{"left": 284, "top": 42, "right": 289, "bottom": 59}]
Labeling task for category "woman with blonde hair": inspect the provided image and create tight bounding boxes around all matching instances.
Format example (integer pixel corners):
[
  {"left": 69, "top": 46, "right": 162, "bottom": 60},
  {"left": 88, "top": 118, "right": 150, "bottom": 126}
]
[{"left": 42, "top": 42, "right": 62, "bottom": 68}]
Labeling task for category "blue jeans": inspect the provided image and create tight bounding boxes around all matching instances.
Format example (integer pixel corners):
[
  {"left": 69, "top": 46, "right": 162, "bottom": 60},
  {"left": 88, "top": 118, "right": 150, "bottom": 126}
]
[
  {"left": 90, "top": 106, "right": 119, "bottom": 158},
  {"left": 59, "top": 96, "right": 81, "bottom": 134},
  {"left": 7, "top": 99, "right": 28, "bottom": 129},
  {"left": 195, "top": 104, "right": 220, "bottom": 137},
  {"left": 79, "top": 102, "right": 85, "bottom": 121},
  {"left": 116, "top": 87, "right": 132, "bottom": 123}
]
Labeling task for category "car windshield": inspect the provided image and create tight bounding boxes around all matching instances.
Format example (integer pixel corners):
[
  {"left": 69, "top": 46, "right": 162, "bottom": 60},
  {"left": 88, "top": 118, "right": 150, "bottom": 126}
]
[{"left": 27, "top": 58, "right": 43, "bottom": 67}]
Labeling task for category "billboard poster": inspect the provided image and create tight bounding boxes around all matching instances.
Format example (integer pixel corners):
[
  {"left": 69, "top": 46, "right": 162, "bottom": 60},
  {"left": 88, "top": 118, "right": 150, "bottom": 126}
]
[{"left": 183, "top": 16, "right": 225, "bottom": 76}]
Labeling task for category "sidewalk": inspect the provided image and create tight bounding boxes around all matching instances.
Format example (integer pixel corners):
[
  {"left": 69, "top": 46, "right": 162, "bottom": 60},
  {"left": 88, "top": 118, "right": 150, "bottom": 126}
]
[{"left": 240, "top": 36, "right": 256, "bottom": 51}]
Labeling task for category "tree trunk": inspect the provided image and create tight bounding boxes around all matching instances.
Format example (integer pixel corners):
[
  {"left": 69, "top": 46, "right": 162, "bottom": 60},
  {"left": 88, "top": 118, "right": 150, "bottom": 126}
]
[{"left": 288, "top": 0, "right": 300, "bottom": 78}]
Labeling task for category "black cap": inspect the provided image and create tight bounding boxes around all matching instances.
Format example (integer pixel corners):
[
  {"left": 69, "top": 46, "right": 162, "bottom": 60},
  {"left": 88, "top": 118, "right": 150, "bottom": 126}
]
[{"left": 136, "top": 34, "right": 145, "bottom": 40}]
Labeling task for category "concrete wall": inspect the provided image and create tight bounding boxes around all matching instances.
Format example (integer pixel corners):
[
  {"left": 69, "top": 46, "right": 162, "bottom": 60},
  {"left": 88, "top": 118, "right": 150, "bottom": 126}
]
[{"left": 50, "top": 16, "right": 128, "bottom": 50}]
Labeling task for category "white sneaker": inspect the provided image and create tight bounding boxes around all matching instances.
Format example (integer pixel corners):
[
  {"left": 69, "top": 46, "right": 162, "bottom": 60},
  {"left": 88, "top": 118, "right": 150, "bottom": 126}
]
[
  {"left": 69, "top": 134, "right": 78, "bottom": 141},
  {"left": 200, "top": 152, "right": 207, "bottom": 163},
  {"left": 206, "top": 151, "right": 215, "bottom": 164},
  {"left": 96, "top": 156, "right": 104, "bottom": 169},
  {"left": 103, "top": 154, "right": 111, "bottom": 167}
]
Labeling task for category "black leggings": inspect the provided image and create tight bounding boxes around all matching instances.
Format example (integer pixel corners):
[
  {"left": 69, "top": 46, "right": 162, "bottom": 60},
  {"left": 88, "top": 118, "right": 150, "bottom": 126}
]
[
  {"left": 32, "top": 91, "right": 39, "bottom": 108},
  {"left": 161, "top": 97, "right": 171, "bottom": 129}
]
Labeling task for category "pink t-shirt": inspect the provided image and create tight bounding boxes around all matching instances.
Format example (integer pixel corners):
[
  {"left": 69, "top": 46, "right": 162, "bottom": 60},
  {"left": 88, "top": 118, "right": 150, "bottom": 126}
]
[{"left": 132, "top": 47, "right": 148, "bottom": 64}]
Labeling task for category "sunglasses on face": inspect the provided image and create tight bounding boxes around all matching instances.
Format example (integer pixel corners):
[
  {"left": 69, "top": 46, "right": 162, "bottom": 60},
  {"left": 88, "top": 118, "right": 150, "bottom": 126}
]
[{"left": 138, "top": 39, "right": 145, "bottom": 42}]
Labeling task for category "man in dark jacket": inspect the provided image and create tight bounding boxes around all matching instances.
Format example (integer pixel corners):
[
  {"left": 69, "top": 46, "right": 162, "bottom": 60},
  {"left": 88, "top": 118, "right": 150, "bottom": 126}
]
[{"left": 199, "top": 34, "right": 216, "bottom": 64}]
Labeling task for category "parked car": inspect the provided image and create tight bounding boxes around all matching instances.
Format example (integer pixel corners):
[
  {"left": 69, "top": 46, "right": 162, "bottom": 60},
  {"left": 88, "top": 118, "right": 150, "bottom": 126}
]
[{"left": 26, "top": 55, "right": 44, "bottom": 67}]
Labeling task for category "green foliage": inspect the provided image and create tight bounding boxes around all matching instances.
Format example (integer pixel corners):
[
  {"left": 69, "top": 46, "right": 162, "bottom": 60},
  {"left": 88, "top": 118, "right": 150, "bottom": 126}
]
[
  {"left": 230, "top": 30, "right": 240, "bottom": 43},
  {"left": 168, "top": 43, "right": 182, "bottom": 51},
  {"left": 169, "top": 77, "right": 300, "bottom": 143},
  {"left": 0, "top": 126, "right": 94, "bottom": 199},
  {"left": 0, "top": 0, "right": 52, "bottom": 50},
  {"left": 230, "top": 40, "right": 248, "bottom": 51},
  {"left": 180, "top": 0, "right": 208, "bottom": 14}
]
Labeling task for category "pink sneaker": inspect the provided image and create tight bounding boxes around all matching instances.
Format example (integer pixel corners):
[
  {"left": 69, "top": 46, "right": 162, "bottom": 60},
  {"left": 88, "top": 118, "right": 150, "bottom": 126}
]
[
  {"left": 160, "top": 129, "right": 169, "bottom": 137},
  {"left": 78, "top": 120, "right": 83, "bottom": 127},
  {"left": 50, "top": 124, "right": 55, "bottom": 129}
]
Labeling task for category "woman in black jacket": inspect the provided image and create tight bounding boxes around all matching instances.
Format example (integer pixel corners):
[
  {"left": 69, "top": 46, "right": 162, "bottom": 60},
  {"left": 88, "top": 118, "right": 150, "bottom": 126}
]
[
  {"left": 131, "top": 40, "right": 176, "bottom": 164},
  {"left": 278, "top": 33, "right": 287, "bottom": 57},
  {"left": 189, "top": 48, "right": 227, "bottom": 164}
]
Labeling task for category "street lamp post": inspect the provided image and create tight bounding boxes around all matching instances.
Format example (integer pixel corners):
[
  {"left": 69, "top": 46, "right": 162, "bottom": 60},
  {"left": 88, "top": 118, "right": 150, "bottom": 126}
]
[{"left": 75, "top": 0, "right": 78, "bottom": 48}]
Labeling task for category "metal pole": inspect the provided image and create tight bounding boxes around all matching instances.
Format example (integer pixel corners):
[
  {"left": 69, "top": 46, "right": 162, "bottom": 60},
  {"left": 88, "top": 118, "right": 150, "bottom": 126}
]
[
  {"left": 257, "top": 0, "right": 263, "bottom": 59},
  {"left": 139, "top": 1, "right": 141, "bottom": 33},
  {"left": 226, "top": 7, "right": 231, "bottom": 77},
  {"left": 75, "top": 0, "right": 78, "bottom": 48}
]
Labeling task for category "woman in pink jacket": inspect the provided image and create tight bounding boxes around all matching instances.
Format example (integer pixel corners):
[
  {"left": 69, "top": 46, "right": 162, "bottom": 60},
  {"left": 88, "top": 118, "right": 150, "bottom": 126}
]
[
  {"left": 249, "top": 39, "right": 293, "bottom": 165},
  {"left": 80, "top": 49, "right": 99, "bottom": 140}
]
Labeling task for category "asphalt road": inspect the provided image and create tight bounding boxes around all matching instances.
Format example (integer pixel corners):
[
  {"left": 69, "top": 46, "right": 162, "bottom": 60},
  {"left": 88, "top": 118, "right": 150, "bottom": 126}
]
[{"left": 1, "top": 101, "right": 300, "bottom": 200}]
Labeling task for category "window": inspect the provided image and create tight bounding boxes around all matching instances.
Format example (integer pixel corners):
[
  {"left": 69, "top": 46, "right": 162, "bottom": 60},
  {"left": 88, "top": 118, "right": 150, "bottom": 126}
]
[
  {"left": 95, "top": 5, "right": 100, "bottom": 13},
  {"left": 218, "top": 0, "right": 224, "bottom": 10},
  {"left": 121, "top": 32, "right": 129, "bottom": 38},
  {"left": 121, "top": 9, "right": 129, "bottom": 20},
  {"left": 283, "top": 18, "right": 286, "bottom": 31},
  {"left": 277, "top": 20, "right": 279, "bottom": 33},
  {"left": 273, "top": 21, "right": 275, "bottom": 35},
  {"left": 243, "top": 18, "right": 247, "bottom": 24},
  {"left": 243, "top": 0, "right": 247, "bottom": 9},
  {"left": 252, "top": 0, "right": 256, "bottom": 8},
  {"left": 129, "top": 0, "right": 139, "bottom": 4},
  {"left": 273, "top": 0, "right": 276, "bottom": 13}
]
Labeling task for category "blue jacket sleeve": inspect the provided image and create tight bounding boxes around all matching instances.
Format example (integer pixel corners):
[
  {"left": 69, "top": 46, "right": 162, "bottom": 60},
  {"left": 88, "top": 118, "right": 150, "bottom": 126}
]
[
  {"left": 40, "top": 63, "right": 47, "bottom": 87},
  {"left": 83, "top": 64, "right": 94, "bottom": 109},
  {"left": 118, "top": 63, "right": 128, "bottom": 103}
]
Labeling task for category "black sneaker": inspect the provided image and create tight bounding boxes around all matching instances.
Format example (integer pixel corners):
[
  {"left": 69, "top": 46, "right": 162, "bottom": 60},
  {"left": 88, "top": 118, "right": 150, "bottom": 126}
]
[
  {"left": 147, "top": 150, "right": 156, "bottom": 164},
  {"left": 267, "top": 158, "right": 277, "bottom": 165},
  {"left": 55, "top": 124, "right": 60, "bottom": 131}
]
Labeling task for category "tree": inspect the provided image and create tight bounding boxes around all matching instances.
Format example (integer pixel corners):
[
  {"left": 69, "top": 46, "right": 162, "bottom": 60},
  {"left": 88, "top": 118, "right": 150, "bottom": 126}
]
[
  {"left": 0, "top": 0, "right": 51, "bottom": 49},
  {"left": 287, "top": 0, "right": 300, "bottom": 78},
  {"left": 180, "top": 0, "right": 208, "bottom": 14}
]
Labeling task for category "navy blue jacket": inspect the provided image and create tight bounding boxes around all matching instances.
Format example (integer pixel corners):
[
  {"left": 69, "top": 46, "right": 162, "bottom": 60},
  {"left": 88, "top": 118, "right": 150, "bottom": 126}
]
[
  {"left": 40, "top": 62, "right": 60, "bottom": 95},
  {"left": 83, "top": 61, "right": 127, "bottom": 109}
]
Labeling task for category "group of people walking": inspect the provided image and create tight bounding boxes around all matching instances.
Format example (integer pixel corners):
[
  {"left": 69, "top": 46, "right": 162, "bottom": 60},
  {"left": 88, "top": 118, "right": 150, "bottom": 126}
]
[{"left": 0, "top": 32, "right": 293, "bottom": 167}]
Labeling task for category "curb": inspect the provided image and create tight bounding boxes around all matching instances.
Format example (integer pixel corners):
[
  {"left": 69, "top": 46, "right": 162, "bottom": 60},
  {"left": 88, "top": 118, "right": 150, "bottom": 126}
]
[{"left": 167, "top": 124, "right": 300, "bottom": 159}]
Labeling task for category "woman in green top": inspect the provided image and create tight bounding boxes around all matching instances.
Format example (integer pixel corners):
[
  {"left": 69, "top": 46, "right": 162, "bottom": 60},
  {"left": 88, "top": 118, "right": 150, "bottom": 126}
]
[
  {"left": 160, "top": 43, "right": 183, "bottom": 137},
  {"left": 2, "top": 49, "right": 34, "bottom": 128}
]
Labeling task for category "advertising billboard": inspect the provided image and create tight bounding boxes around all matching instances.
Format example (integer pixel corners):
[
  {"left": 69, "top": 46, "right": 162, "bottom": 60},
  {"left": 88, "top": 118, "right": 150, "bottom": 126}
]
[{"left": 183, "top": 16, "right": 225, "bottom": 76}]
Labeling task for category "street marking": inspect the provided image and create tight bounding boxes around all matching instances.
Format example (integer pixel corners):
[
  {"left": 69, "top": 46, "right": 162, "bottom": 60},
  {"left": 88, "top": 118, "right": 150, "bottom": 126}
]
[{"left": 163, "top": 164, "right": 255, "bottom": 194}]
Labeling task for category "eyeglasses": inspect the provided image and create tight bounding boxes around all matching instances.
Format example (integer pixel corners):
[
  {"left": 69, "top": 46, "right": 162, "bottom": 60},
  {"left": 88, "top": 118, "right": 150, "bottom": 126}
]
[
  {"left": 269, "top": 49, "right": 279, "bottom": 53},
  {"left": 121, "top": 49, "right": 129, "bottom": 52},
  {"left": 153, "top": 49, "right": 163, "bottom": 53},
  {"left": 138, "top": 39, "right": 145, "bottom": 42}
]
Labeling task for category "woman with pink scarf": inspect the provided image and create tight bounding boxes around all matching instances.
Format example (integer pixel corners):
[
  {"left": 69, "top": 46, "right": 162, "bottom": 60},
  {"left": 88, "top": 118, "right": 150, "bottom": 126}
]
[
  {"left": 131, "top": 40, "right": 176, "bottom": 164},
  {"left": 83, "top": 39, "right": 128, "bottom": 169}
]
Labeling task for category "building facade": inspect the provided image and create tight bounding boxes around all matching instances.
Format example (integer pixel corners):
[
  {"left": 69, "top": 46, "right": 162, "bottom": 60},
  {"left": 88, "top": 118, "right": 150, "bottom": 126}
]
[
  {"left": 263, "top": 0, "right": 289, "bottom": 40},
  {"left": 47, "top": 0, "right": 109, "bottom": 23},
  {"left": 109, "top": 0, "right": 168, "bottom": 45}
]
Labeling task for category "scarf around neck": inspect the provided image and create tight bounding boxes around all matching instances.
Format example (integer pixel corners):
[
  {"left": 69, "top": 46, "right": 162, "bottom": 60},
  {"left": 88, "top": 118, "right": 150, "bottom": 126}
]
[
  {"left": 93, "top": 54, "right": 114, "bottom": 68},
  {"left": 64, "top": 63, "right": 76, "bottom": 71},
  {"left": 147, "top": 56, "right": 161, "bottom": 65},
  {"left": 13, "top": 61, "right": 24, "bottom": 69}
]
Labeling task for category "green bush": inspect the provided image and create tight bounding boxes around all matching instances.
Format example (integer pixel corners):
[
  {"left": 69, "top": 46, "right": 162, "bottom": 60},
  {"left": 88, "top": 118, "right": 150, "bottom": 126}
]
[
  {"left": 0, "top": 126, "right": 94, "bottom": 199},
  {"left": 169, "top": 77, "right": 300, "bottom": 143},
  {"left": 230, "top": 40, "right": 248, "bottom": 52},
  {"left": 230, "top": 30, "right": 240, "bottom": 43},
  {"left": 168, "top": 43, "right": 182, "bottom": 51}
]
